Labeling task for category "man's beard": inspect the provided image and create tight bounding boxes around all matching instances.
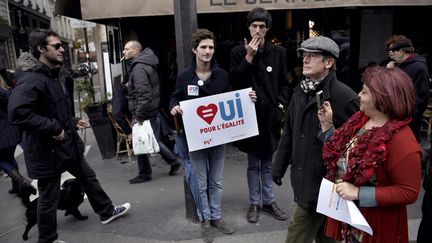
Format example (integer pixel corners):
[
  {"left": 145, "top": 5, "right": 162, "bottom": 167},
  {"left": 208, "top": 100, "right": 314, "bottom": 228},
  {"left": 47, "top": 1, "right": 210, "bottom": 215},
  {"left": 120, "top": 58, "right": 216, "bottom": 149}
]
[{"left": 47, "top": 55, "right": 64, "bottom": 66}]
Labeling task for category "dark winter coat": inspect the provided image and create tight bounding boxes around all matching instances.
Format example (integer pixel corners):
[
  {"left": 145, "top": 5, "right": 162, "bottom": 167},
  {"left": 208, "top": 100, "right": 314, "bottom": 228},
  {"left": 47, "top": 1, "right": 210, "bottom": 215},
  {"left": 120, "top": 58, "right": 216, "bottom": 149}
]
[
  {"left": 0, "top": 87, "right": 21, "bottom": 149},
  {"left": 397, "top": 54, "right": 430, "bottom": 138},
  {"left": 8, "top": 53, "right": 83, "bottom": 179},
  {"left": 169, "top": 58, "right": 230, "bottom": 109},
  {"left": 272, "top": 70, "right": 359, "bottom": 210},
  {"left": 230, "top": 41, "right": 291, "bottom": 156},
  {"left": 126, "top": 48, "right": 160, "bottom": 121}
]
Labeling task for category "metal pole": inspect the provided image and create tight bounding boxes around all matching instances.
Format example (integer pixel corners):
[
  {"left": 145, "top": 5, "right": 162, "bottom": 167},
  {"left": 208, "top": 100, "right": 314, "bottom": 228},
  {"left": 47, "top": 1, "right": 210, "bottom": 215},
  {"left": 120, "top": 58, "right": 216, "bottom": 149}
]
[
  {"left": 173, "top": 0, "right": 198, "bottom": 222},
  {"left": 174, "top": 0, "right": 197, "bottom": 71},
  {"left": 83, "top": 27, "right": 95, "bottom": 103}
]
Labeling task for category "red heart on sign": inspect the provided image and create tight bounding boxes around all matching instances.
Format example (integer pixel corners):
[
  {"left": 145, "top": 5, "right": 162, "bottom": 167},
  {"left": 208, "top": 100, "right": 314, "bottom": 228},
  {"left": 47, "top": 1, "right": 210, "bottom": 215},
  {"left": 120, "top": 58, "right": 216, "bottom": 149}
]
[{"left": 197, "top": 104, "right": 218, "bottom": 125}]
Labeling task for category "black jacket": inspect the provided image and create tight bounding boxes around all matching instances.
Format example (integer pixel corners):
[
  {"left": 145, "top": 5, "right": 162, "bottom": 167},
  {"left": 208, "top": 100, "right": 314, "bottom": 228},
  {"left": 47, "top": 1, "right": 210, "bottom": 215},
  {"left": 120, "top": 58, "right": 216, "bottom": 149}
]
[
  {"left": 230, "top": 41, "right": 291, "bottom": 156},
  {"left": 169, "top": 58, "right": 230, "bottom": 109},
  {"left": 126, "top": 48, "right": 160, "bottom": 121},
  {"left": 0, "top": 87, "right": 21, "bottom": 149},
  {"left": 8, "top": 53, "right": 83, "bottom": 179},
  {"left": 272, "top": 70, "right": 359, "bottom": 210},
  {"left": 397, "top": 54, "right": 430, "bottom": 123}
]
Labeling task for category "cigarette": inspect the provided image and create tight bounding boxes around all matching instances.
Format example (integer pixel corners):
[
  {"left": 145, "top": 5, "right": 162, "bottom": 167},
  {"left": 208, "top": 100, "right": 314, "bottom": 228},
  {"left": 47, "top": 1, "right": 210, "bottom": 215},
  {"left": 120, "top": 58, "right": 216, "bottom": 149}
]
[{"left": 120, "top": 56, "right": 125, "bottom": 61}]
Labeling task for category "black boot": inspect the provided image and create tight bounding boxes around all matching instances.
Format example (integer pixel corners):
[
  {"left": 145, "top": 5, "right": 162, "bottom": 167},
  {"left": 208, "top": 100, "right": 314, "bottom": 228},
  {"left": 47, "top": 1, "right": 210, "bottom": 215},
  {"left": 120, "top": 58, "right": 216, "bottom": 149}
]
[
  {"left": 7, "top": 170, "right": 36, "bottom": 196},
  {"left": 8, "top": 179, "right": 19, "bottom": 194}
]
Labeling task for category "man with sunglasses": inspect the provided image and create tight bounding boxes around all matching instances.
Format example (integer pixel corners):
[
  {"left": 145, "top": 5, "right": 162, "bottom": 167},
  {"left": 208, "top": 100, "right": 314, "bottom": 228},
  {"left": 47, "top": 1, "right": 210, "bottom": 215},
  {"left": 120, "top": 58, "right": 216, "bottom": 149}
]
[
  {"left": 9, "top": 29, "right": 130, "bottom": 243},
  {"left": 385, "top": 35, "right": 430, "bottom": 142}
]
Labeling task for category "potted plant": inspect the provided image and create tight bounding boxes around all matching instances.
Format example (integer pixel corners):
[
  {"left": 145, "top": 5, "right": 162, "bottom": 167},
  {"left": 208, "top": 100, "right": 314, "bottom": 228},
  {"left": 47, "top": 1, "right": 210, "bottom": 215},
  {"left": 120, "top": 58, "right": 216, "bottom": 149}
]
[{"left": 75, "top": 76, "right": 115, "bottom": 159}]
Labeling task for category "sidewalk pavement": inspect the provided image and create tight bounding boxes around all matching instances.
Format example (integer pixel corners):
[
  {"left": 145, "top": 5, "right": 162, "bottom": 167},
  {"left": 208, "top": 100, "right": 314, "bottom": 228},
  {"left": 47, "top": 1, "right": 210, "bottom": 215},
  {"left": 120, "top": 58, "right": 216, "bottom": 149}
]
[{"left": 0, "top": 126, "right": 424, "bottom": 243}]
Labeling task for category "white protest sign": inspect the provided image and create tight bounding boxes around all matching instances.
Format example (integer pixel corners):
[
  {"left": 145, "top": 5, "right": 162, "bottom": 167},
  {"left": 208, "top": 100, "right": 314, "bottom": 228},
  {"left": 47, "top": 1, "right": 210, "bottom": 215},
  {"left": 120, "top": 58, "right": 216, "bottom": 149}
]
[{"left": 180, "top": 88, "right": 258, "bottom": 152}]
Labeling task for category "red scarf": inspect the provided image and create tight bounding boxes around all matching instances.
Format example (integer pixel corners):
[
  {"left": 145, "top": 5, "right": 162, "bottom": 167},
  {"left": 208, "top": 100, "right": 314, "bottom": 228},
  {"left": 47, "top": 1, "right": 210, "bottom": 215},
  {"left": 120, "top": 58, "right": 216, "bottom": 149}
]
[{"left": 323, "top": 111, "right": 410, "bottom": 186}]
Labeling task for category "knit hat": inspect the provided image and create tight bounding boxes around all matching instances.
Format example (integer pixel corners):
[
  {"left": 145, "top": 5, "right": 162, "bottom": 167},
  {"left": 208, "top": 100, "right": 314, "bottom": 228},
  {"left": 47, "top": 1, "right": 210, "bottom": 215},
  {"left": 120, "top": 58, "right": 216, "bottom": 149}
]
[{"left": 298, "top": 36, "right": 339, "bottom": 59}]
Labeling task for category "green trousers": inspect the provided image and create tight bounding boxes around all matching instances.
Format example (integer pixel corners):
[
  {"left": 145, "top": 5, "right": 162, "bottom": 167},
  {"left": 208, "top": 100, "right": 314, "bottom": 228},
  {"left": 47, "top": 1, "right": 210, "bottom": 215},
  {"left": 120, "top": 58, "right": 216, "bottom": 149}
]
[{"left": 285, "top": 204, "right": 338, "bottom": 243}]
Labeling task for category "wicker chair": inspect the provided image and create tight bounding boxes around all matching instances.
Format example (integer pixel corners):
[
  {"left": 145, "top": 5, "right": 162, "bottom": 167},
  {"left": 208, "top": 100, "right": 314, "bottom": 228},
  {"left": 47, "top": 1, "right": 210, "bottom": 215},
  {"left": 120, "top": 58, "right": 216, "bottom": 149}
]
[{"left": 107, "top": 111, "right": 133, "bottom": 163}]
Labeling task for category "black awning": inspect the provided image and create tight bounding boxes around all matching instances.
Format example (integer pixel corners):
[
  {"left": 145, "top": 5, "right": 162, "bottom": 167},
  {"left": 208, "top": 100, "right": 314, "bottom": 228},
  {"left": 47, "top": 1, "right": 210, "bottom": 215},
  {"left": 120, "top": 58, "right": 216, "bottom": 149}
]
[{"left": 55, "top": 0, "right": 82, "bottom": 19}]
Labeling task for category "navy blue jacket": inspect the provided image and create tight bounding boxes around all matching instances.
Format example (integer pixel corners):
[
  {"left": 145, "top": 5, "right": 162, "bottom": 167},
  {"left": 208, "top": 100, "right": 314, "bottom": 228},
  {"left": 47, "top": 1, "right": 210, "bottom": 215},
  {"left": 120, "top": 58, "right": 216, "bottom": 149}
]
[
  {"left": 8, "top": 53, "right": 83, "bottom": 179},
  {"left": 0, "top": 86, "right": 21, "bottom": 149},
  {"left": 169, "top": 58, "right": 230, "bottom": 109}
]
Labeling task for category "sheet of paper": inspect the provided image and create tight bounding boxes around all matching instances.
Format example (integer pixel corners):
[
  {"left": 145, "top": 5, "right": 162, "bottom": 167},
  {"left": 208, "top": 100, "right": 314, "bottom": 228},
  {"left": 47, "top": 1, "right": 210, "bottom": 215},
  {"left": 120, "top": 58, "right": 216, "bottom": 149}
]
[{"left": 317, "top": 178, "right": 373, "bottom": 235}]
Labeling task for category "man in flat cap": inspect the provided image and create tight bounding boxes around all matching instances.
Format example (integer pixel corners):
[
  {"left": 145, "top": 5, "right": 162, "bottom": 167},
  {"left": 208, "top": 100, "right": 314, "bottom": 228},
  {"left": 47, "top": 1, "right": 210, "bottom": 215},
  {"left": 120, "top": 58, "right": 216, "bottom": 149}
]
[
  {"left": 272, "top": 36, "right": 359, "bottom": 243},
  {"left": 385, "top": 35, "right": 430, "bottom": 142}
]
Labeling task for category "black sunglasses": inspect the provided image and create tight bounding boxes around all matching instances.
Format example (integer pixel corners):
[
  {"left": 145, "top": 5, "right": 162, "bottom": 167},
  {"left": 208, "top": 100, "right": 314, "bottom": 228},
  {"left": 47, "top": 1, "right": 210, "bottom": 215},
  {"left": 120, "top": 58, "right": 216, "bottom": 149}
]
[{"left": 47, "top": 43, "right": 63, "bottom": 50}]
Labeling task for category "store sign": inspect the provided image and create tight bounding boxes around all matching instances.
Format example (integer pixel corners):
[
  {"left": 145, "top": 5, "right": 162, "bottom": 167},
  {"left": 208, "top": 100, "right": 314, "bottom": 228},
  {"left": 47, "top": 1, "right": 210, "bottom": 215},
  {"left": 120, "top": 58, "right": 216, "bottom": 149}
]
[
  {"left": 199, "top": 0, "right": 432, "bottom": 13},
  {"left": 180, "top": 88, "right": 258, "bottom": 152},
  {"left": 79, "top": 0, "right": 432, "bottom": 19},
  {"left": 70, "top": 19, "right": 96, "bottom": 29}
]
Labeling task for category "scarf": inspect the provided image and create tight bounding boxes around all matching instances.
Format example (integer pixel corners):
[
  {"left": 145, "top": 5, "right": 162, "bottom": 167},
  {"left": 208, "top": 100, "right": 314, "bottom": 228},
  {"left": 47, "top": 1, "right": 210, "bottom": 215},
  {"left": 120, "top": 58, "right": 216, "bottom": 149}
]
[
  {"left": 323, "top": 111, "right": 410, "bottom": 185},
  {"left": 300, "top": 77, "right": 320, "bottom": 93},
  {"left": 322, "top": 111, "right": 410, "bottom": 242}
]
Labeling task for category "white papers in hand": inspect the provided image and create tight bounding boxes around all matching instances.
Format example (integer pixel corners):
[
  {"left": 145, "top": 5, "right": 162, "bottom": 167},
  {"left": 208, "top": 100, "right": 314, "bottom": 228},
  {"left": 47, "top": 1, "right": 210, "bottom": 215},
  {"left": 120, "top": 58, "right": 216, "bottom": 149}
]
[{"left": 316, "top": 178, "right": 373, "bottom": 235}]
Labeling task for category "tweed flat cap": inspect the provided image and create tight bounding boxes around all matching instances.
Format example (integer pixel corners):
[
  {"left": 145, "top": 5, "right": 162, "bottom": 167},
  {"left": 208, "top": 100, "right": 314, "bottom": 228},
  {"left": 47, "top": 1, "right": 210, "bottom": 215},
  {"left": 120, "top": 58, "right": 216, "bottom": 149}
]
[{"left": 298, "top": 36, "right": 339, "bottom": 58}]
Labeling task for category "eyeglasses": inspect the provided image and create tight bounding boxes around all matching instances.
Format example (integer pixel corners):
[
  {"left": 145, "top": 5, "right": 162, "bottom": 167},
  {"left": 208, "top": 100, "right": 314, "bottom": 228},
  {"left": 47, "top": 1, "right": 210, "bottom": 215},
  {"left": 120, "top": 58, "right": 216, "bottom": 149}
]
[{"left": 47, "top": 43, "right": 63, "bottom": 50}]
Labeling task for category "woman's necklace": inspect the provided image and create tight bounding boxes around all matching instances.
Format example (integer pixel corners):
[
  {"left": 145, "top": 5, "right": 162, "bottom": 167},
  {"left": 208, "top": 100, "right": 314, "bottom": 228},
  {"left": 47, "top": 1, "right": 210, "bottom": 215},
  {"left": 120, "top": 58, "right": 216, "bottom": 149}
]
[{"left": 364, "top": 118, "right": 388, "bottom": 130}]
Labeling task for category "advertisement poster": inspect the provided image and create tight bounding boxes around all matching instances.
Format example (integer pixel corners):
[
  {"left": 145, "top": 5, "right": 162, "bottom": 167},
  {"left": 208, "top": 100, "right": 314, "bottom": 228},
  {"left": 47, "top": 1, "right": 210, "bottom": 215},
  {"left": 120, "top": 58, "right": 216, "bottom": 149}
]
[{"left": 180, "top": 88, "right": 258, "bottom": 152}]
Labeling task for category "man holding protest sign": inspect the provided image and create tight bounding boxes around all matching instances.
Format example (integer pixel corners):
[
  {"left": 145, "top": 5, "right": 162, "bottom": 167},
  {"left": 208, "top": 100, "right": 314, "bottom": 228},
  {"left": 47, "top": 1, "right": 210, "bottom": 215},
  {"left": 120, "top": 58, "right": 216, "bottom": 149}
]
[{"left": 170, "top": 29, "right": 236, "bottom": 243}]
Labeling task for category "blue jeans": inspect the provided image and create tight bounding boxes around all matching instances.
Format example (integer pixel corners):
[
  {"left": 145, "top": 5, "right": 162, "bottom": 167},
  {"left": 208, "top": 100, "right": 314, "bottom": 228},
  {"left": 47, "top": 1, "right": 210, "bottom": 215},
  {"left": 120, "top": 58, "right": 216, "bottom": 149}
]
[
  {"left": 0, "top": 146, "right": 19, "bottom": 173},
  {"left": 136, "top": 115, "right": 178, "bottom": 178},
  {"left": 190, "top": 144, "right": 226, "bottom": 221},
  {"left": 153, "top": 113, "right": 178, "bottom": 165},
  {"left": 247, "top": 153, "right": 274, "bottom": 205}
]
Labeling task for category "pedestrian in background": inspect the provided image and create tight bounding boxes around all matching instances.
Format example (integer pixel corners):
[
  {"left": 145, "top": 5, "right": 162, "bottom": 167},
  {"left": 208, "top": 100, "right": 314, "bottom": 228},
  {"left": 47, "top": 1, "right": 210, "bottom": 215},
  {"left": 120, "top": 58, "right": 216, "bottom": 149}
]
[
  {"left": 122, "top": 40, "right": 181, "bottom": 184},
  {"left": 272, "top": 36, "right": 359, "bottom": 243},
  {"left": 170, "top": 28, "right": 238, "bottom": 243},
  {"left": 385, "top": 35, "right": 430, "bottom": 142},
  {"left": 320, "top": 66, "right": 421, "bottom": 243},
  {"left": 8, "top": 29, "right": 130, "bottom": 243},
  {"left": 0, "top": 68, "right": 35, "bottom": 195},
  {"left": 418, "top": 154, "right": 432, "bottom": 242},
  {"left": 112, "top": 79, "right": 132, "bottom": 135},
  {"left": 230, "top": 7, "right": 291, "bottom": 224}
]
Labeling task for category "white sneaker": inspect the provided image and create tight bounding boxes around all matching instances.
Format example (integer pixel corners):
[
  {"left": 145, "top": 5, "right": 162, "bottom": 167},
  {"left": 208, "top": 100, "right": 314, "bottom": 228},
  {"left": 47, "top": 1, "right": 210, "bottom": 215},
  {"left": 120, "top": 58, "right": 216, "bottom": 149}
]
[{"left": 101, "top": 203, "right": 131, "bottom": 224}]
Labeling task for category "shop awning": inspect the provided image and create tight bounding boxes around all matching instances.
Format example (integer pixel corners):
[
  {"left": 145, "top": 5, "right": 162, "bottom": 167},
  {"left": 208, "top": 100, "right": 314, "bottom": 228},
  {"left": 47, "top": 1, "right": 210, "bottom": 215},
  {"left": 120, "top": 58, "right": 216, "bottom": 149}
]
[{"left": 56, "top": 0, "right": 432, "bottom": 20}]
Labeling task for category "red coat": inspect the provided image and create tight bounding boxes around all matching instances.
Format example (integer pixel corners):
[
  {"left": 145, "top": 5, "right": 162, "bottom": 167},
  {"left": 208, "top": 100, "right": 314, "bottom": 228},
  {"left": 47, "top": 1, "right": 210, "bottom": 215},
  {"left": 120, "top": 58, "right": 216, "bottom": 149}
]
[{"left": 325, "top": 126, "right": 422, "bottom": 243}]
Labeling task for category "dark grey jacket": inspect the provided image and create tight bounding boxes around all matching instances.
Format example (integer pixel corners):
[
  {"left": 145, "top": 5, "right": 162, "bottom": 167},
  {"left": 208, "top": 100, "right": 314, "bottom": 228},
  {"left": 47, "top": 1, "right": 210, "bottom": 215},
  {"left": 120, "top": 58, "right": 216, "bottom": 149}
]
[
  {"left": 397, "top": 54, "right": 430, "bottom": 138},
  {"left": 8, "top": 53, "right": 82, "bottom": 179},
  {"left": 272, "top": 70, "right": 359, "bottom": 210},
  {"left": 126, "top": 48, "right": 160, "bottom": 121}
]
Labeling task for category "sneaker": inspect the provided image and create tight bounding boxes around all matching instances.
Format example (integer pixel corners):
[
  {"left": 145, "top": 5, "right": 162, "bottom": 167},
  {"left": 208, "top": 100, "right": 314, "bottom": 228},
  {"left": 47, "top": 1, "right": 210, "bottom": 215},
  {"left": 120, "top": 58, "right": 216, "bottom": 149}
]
[
  {"left": 129, "top": 176, "right": 152, "bottom": 184},
  {"left": 262, "top": 202, "right": 288, "bottom": 221},
  {"left": 168, "top": 163, "right": 181, "bottom": 176},
  {"left": 201, "top": 220, "right": 214, "bottom": 243},
  {"left": 101, "top": 203, "right": 131, "bottom": 224},
  {"left": 246, "top": 204, "right": 260, "bottom": 223},
  {"left": 210, "top": 218, "right": 234, "bottom": 234}
]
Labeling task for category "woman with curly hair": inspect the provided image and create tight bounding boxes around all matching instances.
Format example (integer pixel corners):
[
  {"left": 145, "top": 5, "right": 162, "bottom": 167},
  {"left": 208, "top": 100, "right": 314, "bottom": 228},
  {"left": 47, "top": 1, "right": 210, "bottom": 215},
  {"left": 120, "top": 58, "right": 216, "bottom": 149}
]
[{"left": 317, "top": 66, "right": 421, "bottom": 243}]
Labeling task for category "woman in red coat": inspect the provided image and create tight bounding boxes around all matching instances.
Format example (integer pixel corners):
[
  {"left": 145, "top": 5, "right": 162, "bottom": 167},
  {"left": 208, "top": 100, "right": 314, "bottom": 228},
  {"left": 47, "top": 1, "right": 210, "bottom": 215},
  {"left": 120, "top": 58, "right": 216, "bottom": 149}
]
[{"left": 318, "top": 66, "right": 421, "bottom": 243}]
